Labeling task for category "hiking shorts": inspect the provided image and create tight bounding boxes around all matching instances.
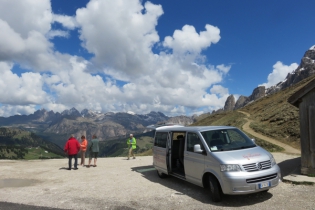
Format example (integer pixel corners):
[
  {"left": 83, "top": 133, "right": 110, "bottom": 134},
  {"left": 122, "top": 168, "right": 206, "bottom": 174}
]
[{"left": 89, "top": 152, "right": 98, "bottom": 159}]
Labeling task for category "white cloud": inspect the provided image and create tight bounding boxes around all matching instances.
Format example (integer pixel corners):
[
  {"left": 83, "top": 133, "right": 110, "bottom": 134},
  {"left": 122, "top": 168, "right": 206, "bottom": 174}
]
[
  {"left": 210, "top": 85, "right": 229, "bottom": 97},
  {"left": 216, "top": 64, "right": 231, "bottom": 74},
  {"left": 46, "top": 30, "right": 69, "bottom": 39},
  {"left": 0, "top": 0, "right": 52, "bottom": 38},
  {"left": 53, "top": 14, "right": 78, "bottom": 30},
  {"left": 163, "top": 24, "right": 221, "bottom": 55},
  {"left": 0, "top": 62, "right": 48, "bottom": 105},
  {"left": 0, "top": 19, "right": 25, "bottom": 60},
  {"left": 0, "top": 0, "right": 232, "bottom": 117},
  {"left": 0, "top": 0, "right": 77, "bottom": 72},
  {"left": 0, "top": 104, "right": 37, "bottom": 117},
  {"left": 259, "top": 61, "right": 298, "bottom": 88},
  {"left": 76, "top": 0, "right": 163, "bottom": 78}
]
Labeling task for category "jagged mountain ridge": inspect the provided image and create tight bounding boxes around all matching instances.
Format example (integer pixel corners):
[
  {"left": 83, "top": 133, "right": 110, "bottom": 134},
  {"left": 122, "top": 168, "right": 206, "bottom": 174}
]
[
  {"left": 0, "top": 109, "right": 194, "bottom": 146},
  {"left": 216, "top": 45, "right": 315, "bottom": 112}
]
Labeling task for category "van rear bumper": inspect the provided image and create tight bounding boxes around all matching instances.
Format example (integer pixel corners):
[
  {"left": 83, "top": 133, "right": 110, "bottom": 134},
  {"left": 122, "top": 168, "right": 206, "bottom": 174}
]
[{"left": 220, "top": 165, "right": 281, "bottom": 195}]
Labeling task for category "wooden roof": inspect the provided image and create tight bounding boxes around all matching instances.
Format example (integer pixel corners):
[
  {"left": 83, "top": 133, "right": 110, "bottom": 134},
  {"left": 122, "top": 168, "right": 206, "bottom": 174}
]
[{"left": 288, "top": 77, "right": 315, "bottom": 107}]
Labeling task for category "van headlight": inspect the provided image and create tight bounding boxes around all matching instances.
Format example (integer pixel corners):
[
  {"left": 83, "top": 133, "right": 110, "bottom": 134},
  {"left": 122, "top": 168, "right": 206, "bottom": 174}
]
[
  {"left": 270, "top": 157, "right": 276, "bottom": 167},
  {"left": 220, "top": 164, "right": 241, "bottom": 172}
]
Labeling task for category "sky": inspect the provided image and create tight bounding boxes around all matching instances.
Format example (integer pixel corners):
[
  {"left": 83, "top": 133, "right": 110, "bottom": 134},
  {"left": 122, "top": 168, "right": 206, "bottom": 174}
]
[{"left": 0, "top": 0, "right": 314, "bottom": 117}]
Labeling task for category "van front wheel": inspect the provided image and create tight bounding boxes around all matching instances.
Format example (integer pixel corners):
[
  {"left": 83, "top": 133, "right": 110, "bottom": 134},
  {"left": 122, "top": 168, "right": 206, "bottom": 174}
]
[
  {"left": 157, "top": 170, "right": 168, "bottom": 178},
  {"left": 209, "top": 176, "right": 222, "bottom": 202}
]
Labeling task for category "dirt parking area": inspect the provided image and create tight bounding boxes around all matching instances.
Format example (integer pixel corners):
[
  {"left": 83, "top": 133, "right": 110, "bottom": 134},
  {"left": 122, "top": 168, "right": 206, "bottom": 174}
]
[{"left": 0, "top": 153, "right": 314, "bottom": 210}]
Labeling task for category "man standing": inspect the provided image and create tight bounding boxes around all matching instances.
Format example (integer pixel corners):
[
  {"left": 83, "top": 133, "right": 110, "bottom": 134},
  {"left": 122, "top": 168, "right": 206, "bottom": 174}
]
[
  {"left": 88, "top": 134, "right": 99, "bottom": 167},
  {"left": 64, "top": 134, "right": 80, "bottom": 170},
  {"left": 127, "top": 134, "right": 136, "bottom": 160}
]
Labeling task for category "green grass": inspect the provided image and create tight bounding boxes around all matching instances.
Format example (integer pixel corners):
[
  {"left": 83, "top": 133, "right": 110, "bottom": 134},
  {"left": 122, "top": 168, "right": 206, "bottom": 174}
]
[
  {"left": 193, "top": 111, "right": 247, "bottom": 128},
  {"left": 244, "top": 132, "right": 284, "bottom": 153},
  {"left": 282, "top": 180, "right": 314, "bottom": 186},
  {"left": 192, "top": 111, "right": 284, "bottom": 152},
  {"left": 191, "top": 75, "right": 315, "bottom": 152},
  {"left": 24, "top": 147, "right": 63, "bottom": 160}
]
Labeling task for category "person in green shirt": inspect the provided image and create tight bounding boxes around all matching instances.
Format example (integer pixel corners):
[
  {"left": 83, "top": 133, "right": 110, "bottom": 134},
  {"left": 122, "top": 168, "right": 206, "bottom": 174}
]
[
  {"left": 87, "top": 134, "right": 99, "bottom": 167},
  {"left": 127, "top": 134, "right": 136, "bottom": 160}
]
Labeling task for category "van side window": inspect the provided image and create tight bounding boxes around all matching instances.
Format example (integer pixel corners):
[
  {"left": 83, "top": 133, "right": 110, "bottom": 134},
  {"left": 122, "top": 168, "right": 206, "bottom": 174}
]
[
  {"left": 154, "top": 132, "right": 168, "bottom": 148},
  {"left": 187, "top": 133, "right": 203, "bottom": 152}
]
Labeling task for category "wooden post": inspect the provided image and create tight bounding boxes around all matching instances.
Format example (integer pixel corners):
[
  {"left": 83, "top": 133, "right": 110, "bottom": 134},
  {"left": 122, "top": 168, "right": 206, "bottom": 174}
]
[{"left": 309, "top": 106, "right": 315, "bottom": 173}]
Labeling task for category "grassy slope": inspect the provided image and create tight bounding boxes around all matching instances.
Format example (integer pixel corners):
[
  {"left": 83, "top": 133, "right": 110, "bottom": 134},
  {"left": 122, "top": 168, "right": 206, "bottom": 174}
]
[
  {"left": 98, "top": 135, "right": 154, "bottom": 157},
  {"left": 241, "top": 74, "right": 315, "bottom": 150},
  {"left": 24, "top": 147, "right": 63, "bottom": 160},
  {"left": 0, "top": 127, "right": 64, "bottom": 159},
  {"left": 192, "top": 111, "right": 284, "bottom": 152},
  {"left": 192, "top": 75, "right": 315, "bottom": 152}
]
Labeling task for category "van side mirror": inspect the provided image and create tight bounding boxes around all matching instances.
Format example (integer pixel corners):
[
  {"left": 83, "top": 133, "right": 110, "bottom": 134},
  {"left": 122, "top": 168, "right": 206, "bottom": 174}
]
[{"left": 194, "top": 144, "right": 206, "bottom": 155}]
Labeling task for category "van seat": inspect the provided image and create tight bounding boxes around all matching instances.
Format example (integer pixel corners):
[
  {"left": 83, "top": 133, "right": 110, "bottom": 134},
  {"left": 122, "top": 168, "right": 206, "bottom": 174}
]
[
  {"left": 210, "top": 133, "right": 224, "bottom": 147},
  {"left": 177, "top": 135, "right": 185, "bottom": 166}
]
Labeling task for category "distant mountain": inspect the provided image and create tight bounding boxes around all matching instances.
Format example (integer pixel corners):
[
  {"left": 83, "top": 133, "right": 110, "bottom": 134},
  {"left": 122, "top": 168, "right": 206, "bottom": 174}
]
[
  {"left": 193, "top": 74, "right": 315, "bottom": 150},
  {"left": 266, "top": 45, "right": 315, "bottom": 95},
  {"left": 215, "top": 45, "right": 315, "bottom": 112},
  {"left": 0, "top": 109, "right": 194, "bottom": 147}
]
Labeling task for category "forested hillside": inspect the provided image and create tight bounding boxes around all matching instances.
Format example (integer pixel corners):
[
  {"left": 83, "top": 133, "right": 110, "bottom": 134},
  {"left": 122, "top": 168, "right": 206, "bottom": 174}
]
[{"left": 0, "top": 127, "right": 64, "bottom": 159}]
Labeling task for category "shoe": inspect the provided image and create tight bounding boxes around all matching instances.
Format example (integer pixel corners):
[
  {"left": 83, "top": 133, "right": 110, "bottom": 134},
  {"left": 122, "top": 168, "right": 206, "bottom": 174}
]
[
  {"left": 133, "top": 157, "right": 136, "bottom": 159},
  {"left": 66, "top": 168, "right": 71, "bottom": 170},
  {"left": 74, "top": 168, "right": 79, "bottom": 170},
  {"left": 93, "top": 165, "right": 97, "bottom": 167}
]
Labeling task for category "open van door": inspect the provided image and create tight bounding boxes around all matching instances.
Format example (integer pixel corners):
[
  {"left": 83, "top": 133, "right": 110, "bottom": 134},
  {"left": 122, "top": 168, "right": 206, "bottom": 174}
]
[
  {"left": 148, "top": 124, "right": 184, "bottom": 178},
  {"left": 152, "top": 131, "right": 169, "bottom": 177}
]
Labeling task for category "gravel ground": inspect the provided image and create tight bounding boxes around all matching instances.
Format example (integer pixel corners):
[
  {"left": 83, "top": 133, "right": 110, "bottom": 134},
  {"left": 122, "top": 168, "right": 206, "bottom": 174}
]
[{"left": 0, "top": 153, "right": 314, "bottom": 210}]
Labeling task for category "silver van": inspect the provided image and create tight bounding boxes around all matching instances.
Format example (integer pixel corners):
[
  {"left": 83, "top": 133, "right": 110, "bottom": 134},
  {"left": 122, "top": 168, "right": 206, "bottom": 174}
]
[{"left": 152, "top": 125, "right": 281, "bottom": 202}]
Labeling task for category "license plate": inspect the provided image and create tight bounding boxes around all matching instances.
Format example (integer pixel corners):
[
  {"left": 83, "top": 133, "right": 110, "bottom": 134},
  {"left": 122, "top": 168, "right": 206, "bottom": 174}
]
[{"left": 258, "top": 181, "right": 270, "bottom": 189}]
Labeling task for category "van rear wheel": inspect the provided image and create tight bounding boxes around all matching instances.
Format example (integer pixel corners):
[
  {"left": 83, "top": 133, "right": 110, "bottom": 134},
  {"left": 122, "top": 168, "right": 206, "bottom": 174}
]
[
  {"left": 157, "top": 170, "right": 168, "bottom": 178},
  {"left": 209, "top": 176, "right": 222, "bottom": 202}
]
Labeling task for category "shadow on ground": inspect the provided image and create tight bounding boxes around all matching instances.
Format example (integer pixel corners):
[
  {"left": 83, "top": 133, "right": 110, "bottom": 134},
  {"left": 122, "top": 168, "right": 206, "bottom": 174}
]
[
  {"left": 277, "top": 157, "right": 301, "bottom": 177},
  {"left": 131, "top": 165, "right": 273, "bottom": 207}
]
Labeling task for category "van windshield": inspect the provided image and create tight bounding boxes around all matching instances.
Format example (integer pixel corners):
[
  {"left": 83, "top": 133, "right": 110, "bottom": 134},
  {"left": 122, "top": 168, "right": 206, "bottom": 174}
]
[{"left": 201, "top": 128, "right": 256, "bottom": 152}]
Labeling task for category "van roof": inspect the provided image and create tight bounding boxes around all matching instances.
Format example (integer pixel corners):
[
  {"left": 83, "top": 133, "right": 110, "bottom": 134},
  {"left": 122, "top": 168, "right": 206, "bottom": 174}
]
[{"left": 155, "top": 125, "right": 236, "bottom": 132}]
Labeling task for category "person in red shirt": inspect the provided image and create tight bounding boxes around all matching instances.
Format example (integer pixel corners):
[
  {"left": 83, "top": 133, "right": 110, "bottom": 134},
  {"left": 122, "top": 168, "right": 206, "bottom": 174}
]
[{"left": 64, "top": 134, "right": 81, "bottom": 170}]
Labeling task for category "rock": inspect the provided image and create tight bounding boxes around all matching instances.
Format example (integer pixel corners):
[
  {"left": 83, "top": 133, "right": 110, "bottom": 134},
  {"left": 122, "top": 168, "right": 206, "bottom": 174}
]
[
  {"left": 224, "top": 95, "right": 235, "bottom": 111},
  {"left": 234, "top": 95, "right": 248, "bottom": 110}
]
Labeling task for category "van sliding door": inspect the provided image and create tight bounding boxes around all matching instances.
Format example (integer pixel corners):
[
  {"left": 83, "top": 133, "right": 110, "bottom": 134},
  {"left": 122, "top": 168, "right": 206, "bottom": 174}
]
[
  {"left": 153, "top": 132, "right": 169, "bottom": 174},
  {"left": 167, "top": 132, "right": 172, "bottom": 173}
]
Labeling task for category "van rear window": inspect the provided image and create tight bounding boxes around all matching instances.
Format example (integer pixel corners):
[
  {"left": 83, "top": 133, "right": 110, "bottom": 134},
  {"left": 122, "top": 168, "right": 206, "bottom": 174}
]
[{"left": 154, "top": 132, "right": 168, "bottom": 148}]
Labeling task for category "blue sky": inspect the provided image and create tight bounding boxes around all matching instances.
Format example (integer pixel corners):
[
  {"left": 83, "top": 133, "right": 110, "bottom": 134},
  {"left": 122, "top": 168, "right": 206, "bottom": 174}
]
[{"left": 0, "top": 0, "right": 314, "bottom": 117}]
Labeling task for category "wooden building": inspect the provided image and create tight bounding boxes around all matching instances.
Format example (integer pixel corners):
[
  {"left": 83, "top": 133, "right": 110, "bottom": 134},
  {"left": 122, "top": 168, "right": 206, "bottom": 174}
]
[{"left": 288, "top": 78, "right": 315, "bottom": 175}]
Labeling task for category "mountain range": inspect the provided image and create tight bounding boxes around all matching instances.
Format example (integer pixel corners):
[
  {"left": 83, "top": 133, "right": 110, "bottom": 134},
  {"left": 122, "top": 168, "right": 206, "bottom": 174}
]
[
  {"left": 0, "top": 108, "right": 194, "bottom": 147},
  {"left": 0, "top": 45, "right": 314, "bottom": 153},
  {"left": 211, "top": 45, "right": 315, "bottom": 114}
]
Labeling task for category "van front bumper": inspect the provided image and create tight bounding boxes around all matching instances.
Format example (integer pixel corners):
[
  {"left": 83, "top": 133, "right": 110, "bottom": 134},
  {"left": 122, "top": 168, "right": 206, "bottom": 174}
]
[{"left": 220, "top": 165, "right": 281, "bottom": 195}]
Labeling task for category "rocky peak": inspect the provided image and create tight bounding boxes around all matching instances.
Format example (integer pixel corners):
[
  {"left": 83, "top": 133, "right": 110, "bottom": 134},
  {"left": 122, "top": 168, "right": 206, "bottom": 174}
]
[
  {"left": 61, "top": 107, "right": 81, "bottom": 117},
  {"left": 32, "top": 109, "right": 57, "bottom": 122},
  {"left": 81, "top": 109, "right": 97, "bottom": 117},
  {"left": 33, "top": 108, "right": 47, "bottom": 114},
  {"left": 249, "top": 86, "right": 265, "bottom": 101},
  {"left": 164, "top": 115, "right": 194, "bottom": 126},
  {"left": 234, "top": 95, "right": 248, "bottom": 110},
  {"left": 211, "top": 45, "right": 315, "bottom": 113},
  {"left": 266, "top": 45, "right": 315, "bottom": 95},
  {"left": 224, "top": 95, "right": 235, "bottom": 111}
]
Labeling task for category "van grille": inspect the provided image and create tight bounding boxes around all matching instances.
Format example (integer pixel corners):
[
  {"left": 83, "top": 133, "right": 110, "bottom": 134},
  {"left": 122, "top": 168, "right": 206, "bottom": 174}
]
[
  {"left": 246, "top": 173, "right": 278, "bottom": 183},
  {"left": 242, "top": 160, "right": 271, "bottom": 172}
]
